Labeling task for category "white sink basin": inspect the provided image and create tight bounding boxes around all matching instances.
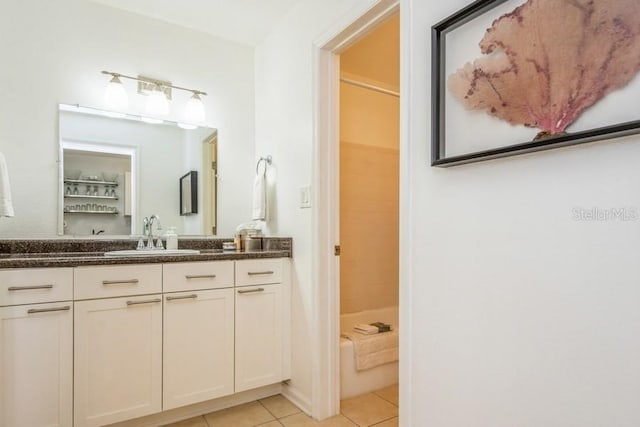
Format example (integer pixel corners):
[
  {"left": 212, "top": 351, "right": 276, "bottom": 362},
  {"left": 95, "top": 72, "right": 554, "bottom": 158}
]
[{"left": 104, "top": 249, "right": 200, "bottom": 257}]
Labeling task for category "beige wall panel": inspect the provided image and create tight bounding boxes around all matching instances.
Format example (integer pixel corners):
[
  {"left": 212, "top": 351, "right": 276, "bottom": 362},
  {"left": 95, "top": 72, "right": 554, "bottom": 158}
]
[{"left": 340, "top": 142, "right": 399, "bottom": 314}]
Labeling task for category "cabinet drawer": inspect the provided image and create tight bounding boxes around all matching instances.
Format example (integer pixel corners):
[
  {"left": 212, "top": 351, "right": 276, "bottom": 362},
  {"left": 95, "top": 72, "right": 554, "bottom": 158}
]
[
  {"left": 74, "top": 264, "right": 162, "bottom": 300},
  {"left": 163, "top": 261, "right": 234, "bottom": 292},
  {"left": 0, "top": 268, "right": 73, "bottom": 307},
  {"left": 235, "top": 259, "right": 283, "bottom": 287}
]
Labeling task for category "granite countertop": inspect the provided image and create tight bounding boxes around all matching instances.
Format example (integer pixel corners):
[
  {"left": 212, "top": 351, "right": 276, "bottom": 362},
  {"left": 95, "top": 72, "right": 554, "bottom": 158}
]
[{"left": 0, "top": 237, "right": 292, "bottom": 269}]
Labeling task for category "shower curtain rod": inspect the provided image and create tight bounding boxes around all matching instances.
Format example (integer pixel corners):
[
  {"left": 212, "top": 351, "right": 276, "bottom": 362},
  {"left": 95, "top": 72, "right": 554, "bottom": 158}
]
[{"left": 340, "top": 77, "right": 400, "bottom": 98}]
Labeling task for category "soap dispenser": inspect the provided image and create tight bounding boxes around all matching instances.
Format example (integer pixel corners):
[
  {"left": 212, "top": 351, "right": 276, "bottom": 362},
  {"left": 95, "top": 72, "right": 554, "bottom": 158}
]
[{"left": 165, "top": 227, "right": 178, "bottom": 250}]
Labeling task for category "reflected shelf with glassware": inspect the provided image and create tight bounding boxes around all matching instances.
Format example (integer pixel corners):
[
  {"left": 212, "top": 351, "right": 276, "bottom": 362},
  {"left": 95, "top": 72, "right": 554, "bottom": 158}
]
[
  {"left": 64, "top": 179, "right": 120, "bottom": 215},
  {"left": 64, "top": 209, "right": 120, "bottom": 214},
  {"left": 64, "top": 195, "right": 119, "bottom": 200},
  {"left": 64, "top": 205, "right": 119, "bottom": 215},
  {"left": 64, "top": 181, "right": 119, "bottom": 200},
  {"left": 64, "top": 179, "right": 119, "bottom": 186}
]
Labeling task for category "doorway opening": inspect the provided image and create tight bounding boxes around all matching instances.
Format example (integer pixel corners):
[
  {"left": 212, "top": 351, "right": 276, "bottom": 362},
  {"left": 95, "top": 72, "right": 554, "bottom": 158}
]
[
  {"left": 338, "top": 8, "right": 400, "bottom": 409},
  {"left": 310, "top": 0, "right": 400, "bottom": 420}
]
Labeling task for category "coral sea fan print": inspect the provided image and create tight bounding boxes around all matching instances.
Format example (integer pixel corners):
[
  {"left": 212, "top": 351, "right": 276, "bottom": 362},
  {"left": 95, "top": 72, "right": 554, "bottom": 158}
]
[{"left": 448, "top": 0, "right": 640, "bottom": 139}]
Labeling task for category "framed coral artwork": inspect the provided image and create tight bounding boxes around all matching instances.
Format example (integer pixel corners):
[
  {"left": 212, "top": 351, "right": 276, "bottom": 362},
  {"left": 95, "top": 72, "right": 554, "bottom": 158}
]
[{"left": 432, "top": 0, "right": 640, "bottom": 167}]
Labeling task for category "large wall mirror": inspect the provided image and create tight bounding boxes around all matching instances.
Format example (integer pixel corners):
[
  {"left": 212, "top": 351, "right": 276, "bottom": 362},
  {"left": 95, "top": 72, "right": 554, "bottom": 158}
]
[{"left": 58, "top": 104, "right": 218, "bottom": 237}]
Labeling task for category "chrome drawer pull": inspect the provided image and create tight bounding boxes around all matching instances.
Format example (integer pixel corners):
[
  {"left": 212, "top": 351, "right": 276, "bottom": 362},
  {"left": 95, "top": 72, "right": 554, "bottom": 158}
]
[
  {"left": 126, "top": 298, "right": 161, "bottom": 306},
  {"left": 8, "top": 285, "right": 54, "bottom": 291},
  {"left": 237, "top": 288, "right": 265, "bottom": 294},
  {"left": 247, "top": 271, "right": 274, "bottom": 276},
  {"left": 166, "top": 294, "right": 198, "bottom": 301},
  {"left": 185, "top": 274, "right": 216, "bottom": 279},
  {"left": 27, "top": 305, "right": 70, "bottom": 314},
  {"left": 102, "top": 279, "right": 139, "bottom": 285}
]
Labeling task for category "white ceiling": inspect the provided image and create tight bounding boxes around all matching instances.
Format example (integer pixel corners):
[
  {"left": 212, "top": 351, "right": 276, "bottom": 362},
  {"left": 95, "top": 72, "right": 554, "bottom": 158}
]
[{"left": 89, "top": 0, "right": 301, "bottom": 46}]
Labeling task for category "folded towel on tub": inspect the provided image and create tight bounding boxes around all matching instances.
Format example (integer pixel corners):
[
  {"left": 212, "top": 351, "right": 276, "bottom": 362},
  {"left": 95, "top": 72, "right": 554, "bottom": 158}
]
[{"left": 341, "top": 329, "right": 399, "bottom": 371}]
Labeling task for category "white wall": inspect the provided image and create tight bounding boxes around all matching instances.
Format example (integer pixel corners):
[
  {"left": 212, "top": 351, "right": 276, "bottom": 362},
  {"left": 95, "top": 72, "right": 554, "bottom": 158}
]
[
  {"left": 254, "top": 0, "right": 377, "bottom": 410},
  {"left": 0, "top": 0, "right": 255, "bottom": 238},
  {"left": 402, "top": 1, "right": 640, "bottom": 426}
]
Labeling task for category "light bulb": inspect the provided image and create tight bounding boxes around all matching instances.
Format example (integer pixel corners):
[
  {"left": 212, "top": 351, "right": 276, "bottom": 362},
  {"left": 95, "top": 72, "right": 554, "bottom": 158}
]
[
  {"left": 184, "top": 93, "right": 206, "bottom": 123},
  {"left": 104, "top": 75, "right": 128, "bottom": 111},
  {"left": 146, "top": 86, "right": 170, "bottom": 116}
]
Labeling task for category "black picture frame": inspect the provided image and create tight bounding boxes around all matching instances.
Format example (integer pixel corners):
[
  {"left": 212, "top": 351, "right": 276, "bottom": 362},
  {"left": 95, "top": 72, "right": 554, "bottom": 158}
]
[
  {"left": 179, "top": 171, "right": 198, "bottom": 216},
  {"left": 431, "top": 0, "right": 640, "bottom": 167}
]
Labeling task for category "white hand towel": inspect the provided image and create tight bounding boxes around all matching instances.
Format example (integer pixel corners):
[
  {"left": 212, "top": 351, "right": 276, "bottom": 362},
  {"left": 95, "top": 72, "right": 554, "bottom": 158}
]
[
  {"left": 252, "top": 173, "right": 266, "bottom": 221},
  {"left": 0, "top": 153, "right": 14, "bottom": 218}
]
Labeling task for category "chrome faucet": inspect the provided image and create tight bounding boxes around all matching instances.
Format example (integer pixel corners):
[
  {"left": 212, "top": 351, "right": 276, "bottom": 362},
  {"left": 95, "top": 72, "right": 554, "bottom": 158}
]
[{"left": 142, "top": 215, "right": 162, "bottom": 249}]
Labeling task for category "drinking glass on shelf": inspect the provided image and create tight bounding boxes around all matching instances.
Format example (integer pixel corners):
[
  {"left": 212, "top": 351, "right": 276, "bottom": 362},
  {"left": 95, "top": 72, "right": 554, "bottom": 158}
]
[
  {"left": 104, "top": 187, "right": 110, "bottom": 197},
  {"left": 93, "top": 186, "right": 99, "bottom": 196},
  {"left": 73, "top": 186, "right": 79, "bottom": 195},
  {"left": 65, "top": 186, "right": 71, "bottom": 196},
  {"left": 85, "top": 185, "right": 91, "bottom": 196},
  {"left": 110, "top": 187, "right": 116, "bottom": 197}
]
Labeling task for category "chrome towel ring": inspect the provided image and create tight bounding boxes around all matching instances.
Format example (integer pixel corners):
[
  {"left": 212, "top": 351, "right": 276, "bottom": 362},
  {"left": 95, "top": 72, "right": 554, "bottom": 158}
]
[{"left": 256, "top": 155, "right": 272, "bottom": 176}]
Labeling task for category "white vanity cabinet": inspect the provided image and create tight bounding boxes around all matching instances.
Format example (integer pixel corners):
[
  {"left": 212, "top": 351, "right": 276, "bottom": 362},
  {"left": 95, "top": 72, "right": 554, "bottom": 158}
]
[
  {"left": 234, "top": 259, "right": 291, "bottom": 392},
  {"left": 0, "top": 268, "right": 73, "bottom": 427},
  {"left": 1, "top": 256, "right": 291, "bottom": 426},
  {"left": 73, "top": 265, "right": 163, "bottom": 427},
  {"left": 162, "top": 262, "right": 235, "bottom": 410}
]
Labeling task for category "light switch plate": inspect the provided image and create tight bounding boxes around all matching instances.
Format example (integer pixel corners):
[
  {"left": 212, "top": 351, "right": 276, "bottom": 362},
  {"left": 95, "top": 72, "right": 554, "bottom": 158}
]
[{"left": 299, "top": 186, "right": 311, "bottom": 208}]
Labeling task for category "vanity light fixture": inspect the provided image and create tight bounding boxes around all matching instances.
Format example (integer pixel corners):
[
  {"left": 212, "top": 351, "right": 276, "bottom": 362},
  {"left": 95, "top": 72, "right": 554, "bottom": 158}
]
[
  {"left": 103, "top": 75, "right": 128, "bottom": 111},
  {"left": 101, "top": 71, "right": 207, "bottom": 123},
  {"left": 146, "top": 85, "right": 170, "bottom": 116},
  {"left": 184, "top": 93, "right": 206, "bottom": 123}
]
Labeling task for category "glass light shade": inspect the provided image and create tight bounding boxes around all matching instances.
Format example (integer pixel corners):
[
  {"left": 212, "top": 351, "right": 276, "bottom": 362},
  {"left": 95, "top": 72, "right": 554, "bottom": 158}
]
[
  {"left": 184, "top": 93, "right": 206, "bottom": 123},
  {"left": 104, "top": 76, "right": 128, "bottom": 111},
  {"left": 146, "top": 87, "right": 170, "bottom": 116}
]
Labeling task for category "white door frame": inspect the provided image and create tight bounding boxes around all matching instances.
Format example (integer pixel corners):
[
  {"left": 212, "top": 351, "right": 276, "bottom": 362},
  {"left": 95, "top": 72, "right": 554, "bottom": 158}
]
[{"left": 311, "top": 0, "right": 400, "bottom": 420}]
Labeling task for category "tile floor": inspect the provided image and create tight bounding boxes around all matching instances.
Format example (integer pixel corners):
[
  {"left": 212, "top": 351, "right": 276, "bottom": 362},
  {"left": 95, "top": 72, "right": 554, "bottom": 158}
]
[{"left": 164, "top": 384, "right": 399, "bottom": 427}]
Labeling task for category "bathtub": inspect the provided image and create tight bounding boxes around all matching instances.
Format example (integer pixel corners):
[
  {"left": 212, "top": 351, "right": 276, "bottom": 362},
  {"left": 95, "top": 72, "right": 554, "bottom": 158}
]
[{"left": 340, "top": 306, "right": 399, "bottom": 399}]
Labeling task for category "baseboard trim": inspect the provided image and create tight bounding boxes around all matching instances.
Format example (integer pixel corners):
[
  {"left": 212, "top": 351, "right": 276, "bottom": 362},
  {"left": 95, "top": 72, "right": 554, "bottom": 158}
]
[
  {"left": 108, "top": 384, "right": 282, "bottom": 427},
  {"left": 282, "top": 383, "right": 312, "bottom": 416}
]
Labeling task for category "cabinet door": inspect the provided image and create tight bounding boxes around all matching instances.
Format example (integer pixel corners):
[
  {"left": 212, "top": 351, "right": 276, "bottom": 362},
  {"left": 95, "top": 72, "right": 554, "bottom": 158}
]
[
  {"left": 0, "top": 303, "right": 73, "bottom": 427},
  {"left": 163, "top": 288, "right": 235, "bottom": 410},
  {"left": 74, "top": 295, "right": 162, "bottom": 427},
  {"left": 235, "top": 283, "right": 283, "bottom": 392}
]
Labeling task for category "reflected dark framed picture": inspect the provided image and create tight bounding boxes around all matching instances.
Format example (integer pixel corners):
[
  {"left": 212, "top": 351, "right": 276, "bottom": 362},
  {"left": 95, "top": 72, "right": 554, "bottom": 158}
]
[
  {"left": 431, "top": 0, "right": 640, "bottom": 167},
  {"left": 180, "top": 171, "right": 198, "bottom": 215}
]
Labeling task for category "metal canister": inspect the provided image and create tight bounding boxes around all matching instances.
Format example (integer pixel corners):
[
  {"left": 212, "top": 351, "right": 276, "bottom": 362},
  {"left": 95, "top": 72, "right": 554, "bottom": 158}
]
[{"left": 242, "top": 235, "right": 263, "bottom": 252}]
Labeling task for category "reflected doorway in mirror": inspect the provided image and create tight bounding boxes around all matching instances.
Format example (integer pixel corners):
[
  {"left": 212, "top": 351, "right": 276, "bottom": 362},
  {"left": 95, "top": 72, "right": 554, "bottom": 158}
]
[{"left": 180, "top": 171, "right": 198, "bottom": 216}]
